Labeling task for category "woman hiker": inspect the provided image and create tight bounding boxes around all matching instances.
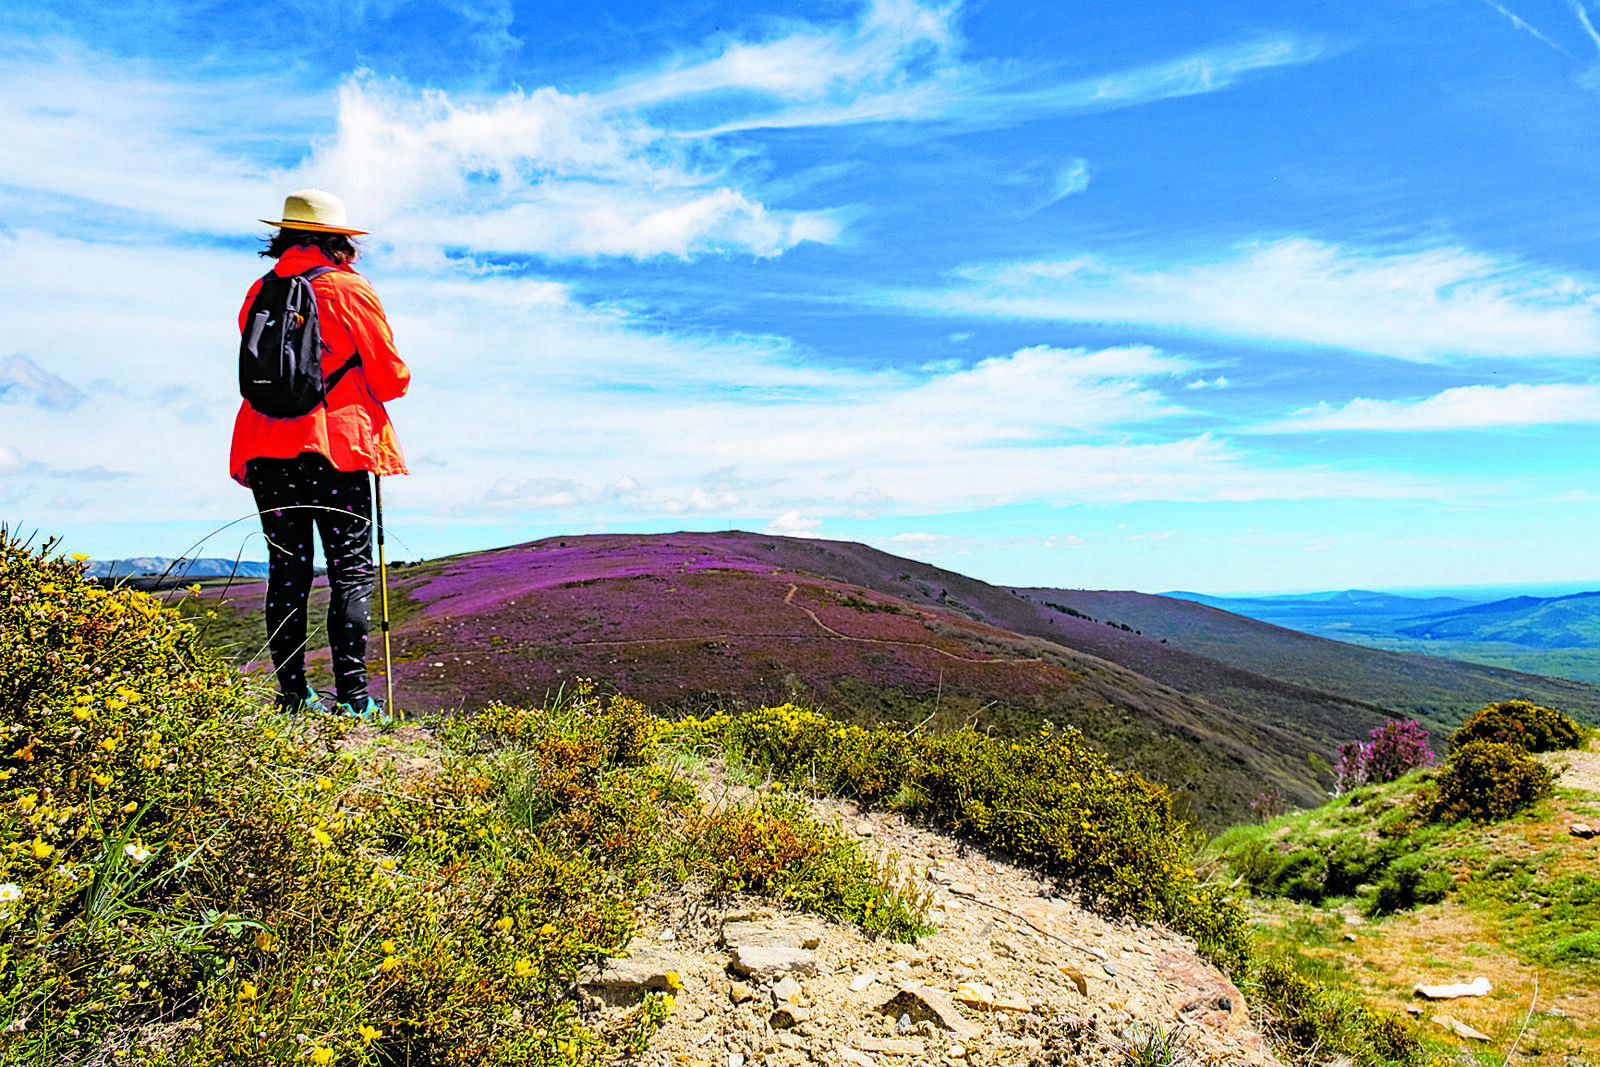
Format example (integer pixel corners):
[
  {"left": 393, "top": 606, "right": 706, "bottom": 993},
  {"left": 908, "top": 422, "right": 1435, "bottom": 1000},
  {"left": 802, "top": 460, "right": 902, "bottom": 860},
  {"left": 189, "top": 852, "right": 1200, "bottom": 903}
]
[{"left": 231, "top": 189, "right": 410, "bottom": 717}]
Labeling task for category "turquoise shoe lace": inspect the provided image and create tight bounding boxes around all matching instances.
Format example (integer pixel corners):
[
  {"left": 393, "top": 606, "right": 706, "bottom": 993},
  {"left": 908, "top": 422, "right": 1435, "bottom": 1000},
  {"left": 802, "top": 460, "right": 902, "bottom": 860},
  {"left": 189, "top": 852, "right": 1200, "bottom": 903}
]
[{"left": 335, "top": 697, "right": 391, "bottom": 724}]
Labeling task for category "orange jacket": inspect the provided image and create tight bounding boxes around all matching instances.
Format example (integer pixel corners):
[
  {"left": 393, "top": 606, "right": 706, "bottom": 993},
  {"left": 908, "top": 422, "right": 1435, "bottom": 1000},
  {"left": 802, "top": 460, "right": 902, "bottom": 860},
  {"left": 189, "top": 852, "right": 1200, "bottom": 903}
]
[{"left": 229, "top": 247, "right": 409, "bottom": 486}]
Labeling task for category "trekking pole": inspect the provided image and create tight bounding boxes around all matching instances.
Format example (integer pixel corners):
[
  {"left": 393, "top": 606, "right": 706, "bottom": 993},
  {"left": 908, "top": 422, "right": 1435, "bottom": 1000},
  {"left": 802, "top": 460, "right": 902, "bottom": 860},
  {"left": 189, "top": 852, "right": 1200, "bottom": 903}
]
[{"left": 374, "top": 474, "right": 397, "bottom": 721}]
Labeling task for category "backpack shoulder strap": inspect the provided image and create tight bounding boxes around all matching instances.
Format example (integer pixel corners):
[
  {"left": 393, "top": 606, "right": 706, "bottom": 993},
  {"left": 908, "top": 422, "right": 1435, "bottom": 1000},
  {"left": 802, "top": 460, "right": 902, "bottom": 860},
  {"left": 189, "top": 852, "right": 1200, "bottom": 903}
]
[{"left": 294, "top": 264, "right": 363, "bottom": 402}]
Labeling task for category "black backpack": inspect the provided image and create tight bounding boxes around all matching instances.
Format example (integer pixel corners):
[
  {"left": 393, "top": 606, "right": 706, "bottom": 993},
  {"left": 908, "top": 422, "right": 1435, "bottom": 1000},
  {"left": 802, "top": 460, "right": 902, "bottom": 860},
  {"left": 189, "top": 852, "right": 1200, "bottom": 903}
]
[{"left": 239, "top": 265, "right": 361, "bottom": 418}]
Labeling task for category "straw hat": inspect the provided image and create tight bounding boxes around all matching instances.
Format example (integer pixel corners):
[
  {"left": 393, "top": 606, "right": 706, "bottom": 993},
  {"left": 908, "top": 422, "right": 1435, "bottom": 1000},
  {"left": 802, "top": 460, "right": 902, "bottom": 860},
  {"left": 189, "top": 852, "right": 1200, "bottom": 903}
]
[{"left": 260, "top": 189, "right": 368, "bottom": 235}]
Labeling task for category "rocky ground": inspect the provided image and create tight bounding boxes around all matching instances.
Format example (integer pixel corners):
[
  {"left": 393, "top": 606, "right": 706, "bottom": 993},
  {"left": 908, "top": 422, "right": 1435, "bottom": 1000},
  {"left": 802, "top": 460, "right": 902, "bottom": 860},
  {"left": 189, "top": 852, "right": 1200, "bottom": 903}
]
[
  {"left": 583, "top": 796, "right": 1279, "bottom": 1067},
  {"left": 345, "top": 723, "right": 1279, "bottom": 1066}
]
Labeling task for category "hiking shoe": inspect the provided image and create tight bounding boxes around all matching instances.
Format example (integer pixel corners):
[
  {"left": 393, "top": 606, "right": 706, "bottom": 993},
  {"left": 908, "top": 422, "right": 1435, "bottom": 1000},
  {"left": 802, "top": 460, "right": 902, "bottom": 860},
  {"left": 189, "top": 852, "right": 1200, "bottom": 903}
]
[
  {"left": 335, "top": 697, "right": 391, "bottom": 724},
  {"left": 274, "top": 689, "right": 323, "bottom": 714}
]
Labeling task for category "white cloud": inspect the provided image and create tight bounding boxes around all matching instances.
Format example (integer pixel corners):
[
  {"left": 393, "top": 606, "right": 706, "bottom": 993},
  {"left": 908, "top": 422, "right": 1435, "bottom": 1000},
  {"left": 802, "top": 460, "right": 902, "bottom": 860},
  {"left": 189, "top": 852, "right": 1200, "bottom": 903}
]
[
  {"left": 766, "top": 511, "right": 823, "bottom": 537},
  {"left": 300, "top": 75, "right": 841, "bottom": 260},
  {"left": 899, "top": 239, "right": 1600, "bottom": 361},
  {"left": 474, "top": 476, "right": 580, "bottom": 512},
  {"left": 0, "top": 40, "right": 293, "bottom": 236},
  {"left": 1046, "top": 159, "right": 1092, "bottom": 204},
  {"left": 606, "top": 0, "right": 962, "bottom": 122},
  {"left": 0, "top": 355, "right": 85, "bottom": 410},
  {"left": 891, "top": 531, "right": 950, "bottom": 547},
  {"left": 1252, "top": 382, "right": 1600, "bottom": 432},
  {"left": 991, "top": 37, "right": 1323, "bottom": 118},
  {"left": 0, "top": 2, "right": 1322, "bottom": 265},
  {"left": 0, "top": 222, "right": 1463, "bottom": 546},
  {"left": 663, "top": 489, "right": 742, "bottom": 515}
]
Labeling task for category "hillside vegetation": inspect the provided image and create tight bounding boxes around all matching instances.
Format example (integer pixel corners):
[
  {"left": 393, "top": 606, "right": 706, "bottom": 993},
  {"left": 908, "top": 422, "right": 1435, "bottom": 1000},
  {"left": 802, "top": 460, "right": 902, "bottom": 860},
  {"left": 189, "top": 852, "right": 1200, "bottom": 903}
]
[
  {"left": 183, "top": 532, "right": 1600, "bottom": 831},
  {"left": 3, "top": 534, "right": 1438, "bottom": 1067},
  {"left": 1207, "top": 702, "right": 1600, "bottom": 1063}
]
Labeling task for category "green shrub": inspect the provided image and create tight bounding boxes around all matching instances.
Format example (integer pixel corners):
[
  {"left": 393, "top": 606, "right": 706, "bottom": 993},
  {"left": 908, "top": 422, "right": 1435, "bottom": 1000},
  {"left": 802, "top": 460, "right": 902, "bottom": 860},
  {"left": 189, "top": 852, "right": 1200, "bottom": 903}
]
[
  {"left": 1325, "top": 837, "right": 1393, "bottom": 898},
  {"left": 1368, "top": 853, "right": 1450, "bottom": 916},
  {"left": 689, "top": 792, "right": 933, "bottom": 940},
  {"left": 673, "top": 708, "right": 1254, "bottom": 971},
  {"left": 1432, "top": 739, "right": 1554, "bottom": 823},
  {"left": 1248, "top": 957, "right": 1424, "bottom": 1067},
  {"left": 1536, "top": 930, "right": 1600, "bottom": 966},
  {"left": 1268, "top": 849, "right": 1327, "bottom": 904},
  {"left": 1449, "top": 699, "right": 1584, "bottom": 754}
]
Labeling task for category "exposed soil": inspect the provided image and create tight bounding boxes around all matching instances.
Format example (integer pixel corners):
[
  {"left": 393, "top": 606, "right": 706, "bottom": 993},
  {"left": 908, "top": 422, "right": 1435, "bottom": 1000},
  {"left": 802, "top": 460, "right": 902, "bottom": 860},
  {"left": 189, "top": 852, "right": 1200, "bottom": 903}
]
[
  {"left": 619, "top": 787, "right": 1281, "bottom": 1067},
  {"left": 342, "top": 722, "right": 1280, "bottom": 1066}
]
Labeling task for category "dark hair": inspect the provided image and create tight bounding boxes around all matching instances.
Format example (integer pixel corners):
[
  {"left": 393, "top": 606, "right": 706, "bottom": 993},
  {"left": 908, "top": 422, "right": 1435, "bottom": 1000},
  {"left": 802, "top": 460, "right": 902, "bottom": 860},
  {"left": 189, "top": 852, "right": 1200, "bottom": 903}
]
[{"left": 261, "top": 228, "right": 359, "bottom": 264}]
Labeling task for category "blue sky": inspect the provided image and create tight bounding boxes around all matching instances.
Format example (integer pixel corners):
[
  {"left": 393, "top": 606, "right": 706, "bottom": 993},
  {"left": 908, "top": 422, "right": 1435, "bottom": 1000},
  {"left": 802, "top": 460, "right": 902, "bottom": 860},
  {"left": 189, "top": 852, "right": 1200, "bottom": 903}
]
[{"left": 5, "top": 0, "right": 1600, "bottom": 594}]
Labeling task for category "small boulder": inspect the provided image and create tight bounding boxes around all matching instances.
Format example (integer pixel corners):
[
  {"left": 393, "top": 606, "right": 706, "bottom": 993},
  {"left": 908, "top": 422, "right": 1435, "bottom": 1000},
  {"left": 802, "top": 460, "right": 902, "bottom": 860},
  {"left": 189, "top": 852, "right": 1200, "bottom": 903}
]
[
  {"left": 579, "top": 946, "right": 687, "bottom": 991},
  {"left": 856, "top": 1036, "right": 926, "bottom": 1056},
  {"left": 1057, "top": 967, "right": 1088, "bottom": 998},
  {"left": 721, "top": 919, "right": 823, "bottom": 951},
  {"left": 879, "top": 984, "right": 982, "bottom": 1040},
  {"left": 771, "top": 976, "right": 803, "bottom": 1004},
  {"left": 1433, "top": 1014, "right": 1492, "bottom": 1041},
  {"left": 954, "top": 982, "right": 997, "bottom": 1009},
  {"left": 770, "top": 1005, "right": 811, "bottom": 1029},
  {"left": 728, "top": 943, "right": 818, "bottom": 981},
  {"left": 1414, "top": 977, "right": 1491, "bottom": 1000}
]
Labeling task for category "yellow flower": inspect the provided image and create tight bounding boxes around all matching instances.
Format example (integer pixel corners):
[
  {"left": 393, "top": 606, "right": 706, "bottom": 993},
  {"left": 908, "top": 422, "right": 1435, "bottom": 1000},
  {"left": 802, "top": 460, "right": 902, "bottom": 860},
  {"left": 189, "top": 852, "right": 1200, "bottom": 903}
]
[
  {"left": 494, "top": 916, "right": 514, "bottom": 933},
  {"left": 73, "top": 707, "right": 92, "bottom": 721},
  {"left": 357, "top": 1024, "right": 381, "bottom": 1044},
  {"left": 539, "top": 923, "right": 555, "bottom": 938},
  {"left": 92, "top": 773, "right": 112, "bottom": 787},
  {"left": 100, "top": 737, "right": 119, "bottom": 753},
  {"left": 513, "top": 958, "right": 536, "bottom": 977},
  {"left": 315, "top": 777, "right": 333, "bottom": 793},
  {"left": 31, "top": 838, "right": 53, "bottom": 860},
  {"left": 70, "top": 553, "right": 89, "bottom": 562},
  {"left": 120, "top": 801, "right": 138, "bottom": 815},
  {"left": 237, "top": 980, "right": 257, "bottom": 1002},
  {"left": 16, "top": 794, "right": 36, "bottom": 813},
  {"left": 308, "top": 1045, "right": 335, "bottom": 1065},
  {"left": 380, "top": 939, "right": 398, "bottom": 955},
  {"left": 311, "top": 829, "right": 333, "bottom": 848},
  {"left": 186, "top": 584, "right": 202, "bottom": 595},
  {"left": 664, "top": 971, "right": 683, "bottom": 990},
  {"left": 380, "top": 955, "right": 401, "bottom": 974},
  {"left": 254, "top": 932, "right": 276, "bottom": 953}
]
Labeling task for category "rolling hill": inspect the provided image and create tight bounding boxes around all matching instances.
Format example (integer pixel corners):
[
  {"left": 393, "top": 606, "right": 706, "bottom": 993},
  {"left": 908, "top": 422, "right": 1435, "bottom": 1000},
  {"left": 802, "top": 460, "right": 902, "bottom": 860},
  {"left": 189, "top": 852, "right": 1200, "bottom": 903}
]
[
  {"left": 189, "top": 531, "right": 1600, "bottom": 828},
  {"left": 1395, "top": 589, "right": 1600, "bottom": 648}
]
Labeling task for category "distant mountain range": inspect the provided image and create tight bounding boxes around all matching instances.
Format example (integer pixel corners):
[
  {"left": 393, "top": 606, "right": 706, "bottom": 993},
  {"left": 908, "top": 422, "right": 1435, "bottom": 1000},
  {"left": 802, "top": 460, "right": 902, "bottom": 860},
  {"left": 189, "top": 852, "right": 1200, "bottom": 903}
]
[
  {"left": 89, "top": 556, "right": 270, "bottom": 581},
  {"left": 188, "top": 532, "right": 1600, "bottom": 829},
  {"left": 1166, "top": 587, "right": 1600, "bottom": 682}
]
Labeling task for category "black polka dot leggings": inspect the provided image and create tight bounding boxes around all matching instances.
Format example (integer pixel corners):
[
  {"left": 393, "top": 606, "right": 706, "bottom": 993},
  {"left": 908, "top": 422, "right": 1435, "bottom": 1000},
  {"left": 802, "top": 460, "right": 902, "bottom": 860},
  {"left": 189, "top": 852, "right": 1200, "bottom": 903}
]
[{"left": 246, "top": 452, "right": 374, "bottom": 706}]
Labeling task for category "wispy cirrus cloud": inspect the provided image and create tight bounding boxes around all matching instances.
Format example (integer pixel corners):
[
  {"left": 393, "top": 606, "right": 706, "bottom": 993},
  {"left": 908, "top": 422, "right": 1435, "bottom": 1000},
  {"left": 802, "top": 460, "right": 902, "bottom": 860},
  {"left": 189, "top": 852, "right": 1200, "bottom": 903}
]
[
  {"left": 1251, "top": 382, "right": 1600, "bottom": 432},
  {"left": 890, "top": 238, "right": 1600, "bottom": 361},
  {"left": 1479, "top": 0, "right": 1577, "bottom": 57},
  {"left": 644, "top": 17, "right": 1320, "bottom": 135}
]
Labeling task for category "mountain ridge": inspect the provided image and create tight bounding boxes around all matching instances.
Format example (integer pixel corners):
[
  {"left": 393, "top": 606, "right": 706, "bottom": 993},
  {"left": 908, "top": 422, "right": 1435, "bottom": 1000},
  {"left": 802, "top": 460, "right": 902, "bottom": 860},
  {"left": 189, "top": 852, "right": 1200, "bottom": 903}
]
[{"left": 191, "top": 531, "right": 1600, "bottom": 828}]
